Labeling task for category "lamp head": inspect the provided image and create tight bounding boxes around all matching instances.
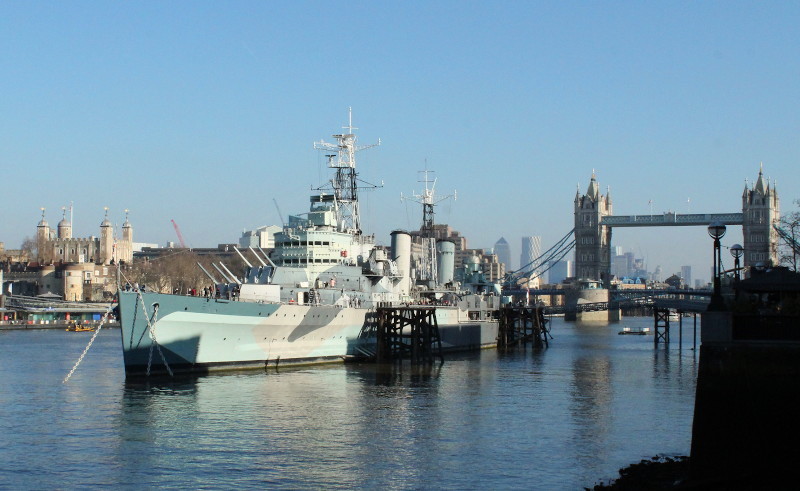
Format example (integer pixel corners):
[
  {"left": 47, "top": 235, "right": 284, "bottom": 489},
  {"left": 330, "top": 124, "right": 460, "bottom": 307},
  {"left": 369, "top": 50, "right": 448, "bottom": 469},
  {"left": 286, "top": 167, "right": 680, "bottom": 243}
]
[
  {"left": 730, "top": 243, "right": 744, "bottom": 259},
  {"left": 707, "top": 221, "right": 727, "bottom": 240}
]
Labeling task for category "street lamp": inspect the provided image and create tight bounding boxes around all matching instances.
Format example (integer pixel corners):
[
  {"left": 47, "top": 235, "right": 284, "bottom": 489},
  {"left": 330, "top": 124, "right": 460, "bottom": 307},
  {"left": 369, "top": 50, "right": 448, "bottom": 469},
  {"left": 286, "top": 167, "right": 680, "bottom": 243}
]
[
  {"left": 707, "top": 221, "right": 727, "bottom": 311},
  {"left": 730, "top": 244, "right": 744, "bottom": 283}
]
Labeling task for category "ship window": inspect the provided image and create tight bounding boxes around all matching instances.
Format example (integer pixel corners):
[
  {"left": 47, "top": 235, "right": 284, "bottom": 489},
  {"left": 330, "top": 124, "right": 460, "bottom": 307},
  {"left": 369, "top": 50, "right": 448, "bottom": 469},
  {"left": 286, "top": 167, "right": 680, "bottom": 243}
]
[
  {"left": 323, "top": 241, "right": 330, "bottom": 246},
  {"left": 315, "top": 259, "right": 322, "bottom": 263},
  {"left": 300, "top": 259, "right": 307, "bottom": 264}
]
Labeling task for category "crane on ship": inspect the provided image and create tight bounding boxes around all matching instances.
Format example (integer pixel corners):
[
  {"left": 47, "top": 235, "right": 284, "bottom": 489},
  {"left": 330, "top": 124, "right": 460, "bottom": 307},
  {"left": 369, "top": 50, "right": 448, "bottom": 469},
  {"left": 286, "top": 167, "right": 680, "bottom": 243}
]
[{"left": 171, "top": 219, "right": 188, "bottom": 248}]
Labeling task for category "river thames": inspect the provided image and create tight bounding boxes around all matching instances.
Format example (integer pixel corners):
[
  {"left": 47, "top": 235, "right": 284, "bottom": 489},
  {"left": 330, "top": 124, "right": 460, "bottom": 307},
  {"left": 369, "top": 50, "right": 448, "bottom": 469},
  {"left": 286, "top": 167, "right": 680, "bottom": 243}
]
[{"left": 0, "top": 317, "right": 699, "bottom": 489}]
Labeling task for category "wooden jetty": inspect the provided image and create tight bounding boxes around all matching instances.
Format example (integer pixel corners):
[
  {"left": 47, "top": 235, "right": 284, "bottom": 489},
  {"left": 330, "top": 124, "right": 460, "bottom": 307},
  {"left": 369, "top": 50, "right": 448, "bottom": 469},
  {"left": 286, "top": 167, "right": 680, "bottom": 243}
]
[
  {"left": 498, "top": 305, "right": 549, "bottom": 348},
  {"left": 375, "top": 306, "right": 443, "bottom": 363}
]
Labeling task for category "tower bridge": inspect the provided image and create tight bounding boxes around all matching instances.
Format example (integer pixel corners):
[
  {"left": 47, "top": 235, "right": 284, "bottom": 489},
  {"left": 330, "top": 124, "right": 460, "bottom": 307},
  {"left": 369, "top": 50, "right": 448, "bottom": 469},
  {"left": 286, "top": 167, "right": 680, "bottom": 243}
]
[
  {"left": 601, "top": 212, "right": 743, "bottom": 227},
  {"left": 574, "top": 166, "right": 779, "bottom": 289}
]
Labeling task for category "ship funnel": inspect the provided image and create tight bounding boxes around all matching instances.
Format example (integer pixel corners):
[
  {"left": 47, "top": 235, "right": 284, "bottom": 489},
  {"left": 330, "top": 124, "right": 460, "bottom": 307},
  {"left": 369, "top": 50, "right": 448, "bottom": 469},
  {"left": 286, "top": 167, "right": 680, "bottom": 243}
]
[
  {"left": 391, "top": 230, "right": 412, "bottom": 295},
  {"left": 436, "top": 240, "right": 455, "bottom": 286}
]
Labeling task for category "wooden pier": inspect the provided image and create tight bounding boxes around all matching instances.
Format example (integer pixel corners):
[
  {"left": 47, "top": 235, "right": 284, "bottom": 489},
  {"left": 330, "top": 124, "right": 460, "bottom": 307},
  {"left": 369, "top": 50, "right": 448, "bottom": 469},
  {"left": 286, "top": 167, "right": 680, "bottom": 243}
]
[
  {"left": 375, "top": 306, "right": 443, "bottom": 363},
  {"left": 498, "top": 305, "right": 549, "bottom": 348}
]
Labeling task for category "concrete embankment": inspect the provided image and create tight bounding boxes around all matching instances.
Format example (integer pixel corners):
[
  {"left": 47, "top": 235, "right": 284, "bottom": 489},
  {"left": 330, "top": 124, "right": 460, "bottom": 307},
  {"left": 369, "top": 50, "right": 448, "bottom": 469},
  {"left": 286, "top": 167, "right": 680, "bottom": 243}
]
[{"left": 690, "top": 311, "right": 800, "bottom": 483}]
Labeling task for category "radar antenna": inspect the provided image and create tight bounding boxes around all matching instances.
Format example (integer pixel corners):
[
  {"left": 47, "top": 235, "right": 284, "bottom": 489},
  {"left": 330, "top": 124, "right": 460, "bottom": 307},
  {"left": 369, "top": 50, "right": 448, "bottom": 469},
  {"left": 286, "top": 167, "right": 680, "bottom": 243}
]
[
  {"left": 401, "top": 169, "right": 456, "bottom": 238},
  {"left": 313, "top": 107, "right": 381, "bottom": 234}
]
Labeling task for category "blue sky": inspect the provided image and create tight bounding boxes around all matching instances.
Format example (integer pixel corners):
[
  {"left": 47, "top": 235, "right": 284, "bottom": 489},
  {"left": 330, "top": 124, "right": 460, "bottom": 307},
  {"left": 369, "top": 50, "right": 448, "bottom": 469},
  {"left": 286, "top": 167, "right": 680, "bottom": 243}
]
[{"left": 1, "top": 1, "right": 798, "bottom": 281}]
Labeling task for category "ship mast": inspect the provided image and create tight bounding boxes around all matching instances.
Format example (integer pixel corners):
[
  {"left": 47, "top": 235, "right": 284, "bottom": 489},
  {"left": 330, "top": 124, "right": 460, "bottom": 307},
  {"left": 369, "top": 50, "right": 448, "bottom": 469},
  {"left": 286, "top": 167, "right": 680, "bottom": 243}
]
[
  {"left": 402, "top": 169, "right": 456, "bottom": 283},
  {"left": 403, "top": 169, "right": 456, "bottom": 239},
  {"left": 313, "top": 108, "right": 381, "bottom": 234}
]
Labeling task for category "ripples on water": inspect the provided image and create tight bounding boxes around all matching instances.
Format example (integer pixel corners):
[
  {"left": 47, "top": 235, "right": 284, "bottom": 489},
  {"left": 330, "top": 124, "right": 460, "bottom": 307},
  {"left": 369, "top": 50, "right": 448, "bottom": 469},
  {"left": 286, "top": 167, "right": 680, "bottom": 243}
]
[{"left": 0, "top": 317, "right": 699, "bottom": 489}]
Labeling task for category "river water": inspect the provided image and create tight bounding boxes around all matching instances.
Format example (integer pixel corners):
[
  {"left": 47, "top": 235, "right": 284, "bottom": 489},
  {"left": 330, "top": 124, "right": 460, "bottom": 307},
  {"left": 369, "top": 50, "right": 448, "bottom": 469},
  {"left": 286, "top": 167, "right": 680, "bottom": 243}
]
[{"left": 0, "top": 317, "right": 699, "bottom": 489}]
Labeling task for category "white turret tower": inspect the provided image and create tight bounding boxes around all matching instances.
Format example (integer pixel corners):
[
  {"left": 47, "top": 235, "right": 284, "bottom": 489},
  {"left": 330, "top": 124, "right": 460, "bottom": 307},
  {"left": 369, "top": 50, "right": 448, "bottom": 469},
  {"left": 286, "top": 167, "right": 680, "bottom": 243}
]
[
  {"left": 574, "top": 172, "right": 613, "bottom": 286},
  {"left": 742, "top": 164, "right": 780, "bottom": 268},
  {"left": 99, "top": 207, "right": 114, "bottom": 265}
]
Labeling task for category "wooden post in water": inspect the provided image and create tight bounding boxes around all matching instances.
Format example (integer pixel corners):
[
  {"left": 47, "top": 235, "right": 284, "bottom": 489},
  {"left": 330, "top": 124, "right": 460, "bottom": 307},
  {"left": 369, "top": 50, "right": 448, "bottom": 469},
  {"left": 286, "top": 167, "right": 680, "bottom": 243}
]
[
  {"left": 498, "top": 305, "right": 549, "bottom": 348},
  {"left": 376, "top": 306, "right": 442, "bottom": 363}
]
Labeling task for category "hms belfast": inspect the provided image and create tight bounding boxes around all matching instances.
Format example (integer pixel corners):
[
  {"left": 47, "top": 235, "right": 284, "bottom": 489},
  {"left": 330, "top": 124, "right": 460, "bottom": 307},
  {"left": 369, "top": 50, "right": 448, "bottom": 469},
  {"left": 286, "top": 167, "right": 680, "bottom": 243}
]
[{"left": 117, "top": 111, "right": 500, "bottom": 377}]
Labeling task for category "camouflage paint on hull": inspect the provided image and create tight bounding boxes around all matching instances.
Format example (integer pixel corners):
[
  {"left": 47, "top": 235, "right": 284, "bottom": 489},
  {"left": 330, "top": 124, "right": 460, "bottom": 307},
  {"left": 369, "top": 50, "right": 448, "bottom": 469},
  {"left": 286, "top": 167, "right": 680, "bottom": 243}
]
[{"left": 118, "top": 291, "right": 498, "bottom": 377}]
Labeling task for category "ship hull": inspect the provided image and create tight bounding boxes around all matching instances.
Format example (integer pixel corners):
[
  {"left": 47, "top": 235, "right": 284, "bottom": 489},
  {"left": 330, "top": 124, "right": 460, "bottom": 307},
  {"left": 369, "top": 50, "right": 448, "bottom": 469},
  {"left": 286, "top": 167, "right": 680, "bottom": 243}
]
[{"left": 118, "top": 291, "right": 498, "bottom": 378}]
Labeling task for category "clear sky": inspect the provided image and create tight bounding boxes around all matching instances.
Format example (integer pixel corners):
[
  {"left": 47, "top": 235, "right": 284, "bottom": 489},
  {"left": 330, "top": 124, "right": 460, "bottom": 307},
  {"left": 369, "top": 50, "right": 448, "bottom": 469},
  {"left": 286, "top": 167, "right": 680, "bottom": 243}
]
[{"left": 2, "top": 1, "right": 798, "bottom": 282}]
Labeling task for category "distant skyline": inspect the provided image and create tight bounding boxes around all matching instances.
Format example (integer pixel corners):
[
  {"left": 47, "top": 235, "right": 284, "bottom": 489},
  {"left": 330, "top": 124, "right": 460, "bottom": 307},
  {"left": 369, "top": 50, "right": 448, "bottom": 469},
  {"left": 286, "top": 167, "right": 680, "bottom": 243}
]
[{"left": 2, "top": 2, "right": 798, "bottom": 278}]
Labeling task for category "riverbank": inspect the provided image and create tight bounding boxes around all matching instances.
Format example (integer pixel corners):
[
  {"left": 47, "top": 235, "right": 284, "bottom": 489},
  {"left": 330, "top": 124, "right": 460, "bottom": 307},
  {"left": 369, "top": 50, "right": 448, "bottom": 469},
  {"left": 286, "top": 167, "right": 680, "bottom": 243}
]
[
  {"left": 590, "top": 455, "right": 794, "bottom": 489},
  {"left": 589, "top": 456, "right": 689, "bottom": 489},
  {"left": 0, "top": 321, "right": 119, "bottom": 330}
]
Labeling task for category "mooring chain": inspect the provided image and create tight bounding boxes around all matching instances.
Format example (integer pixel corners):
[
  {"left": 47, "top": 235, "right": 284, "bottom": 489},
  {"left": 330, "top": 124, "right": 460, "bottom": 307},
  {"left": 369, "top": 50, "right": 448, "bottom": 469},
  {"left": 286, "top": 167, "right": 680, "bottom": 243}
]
[
  {"left": 62, "top": 303, "right": 116, "bottom": 384},
  {"left": 136, "top": 292, "right": 173, "bottom": 377},
  {"left": 145, "top": 301, "right": 157, "bottom": 376}
]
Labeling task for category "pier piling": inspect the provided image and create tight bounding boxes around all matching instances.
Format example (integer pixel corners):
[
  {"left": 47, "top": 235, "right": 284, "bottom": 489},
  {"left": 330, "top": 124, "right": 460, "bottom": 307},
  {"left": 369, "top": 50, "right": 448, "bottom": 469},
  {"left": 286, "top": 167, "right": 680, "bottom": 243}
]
[
  {"left": 498, "top": 305, "right": 549, "bottom": 348},
  {"left": 376, "top": 306, "right": 443, "bottom": 363}
]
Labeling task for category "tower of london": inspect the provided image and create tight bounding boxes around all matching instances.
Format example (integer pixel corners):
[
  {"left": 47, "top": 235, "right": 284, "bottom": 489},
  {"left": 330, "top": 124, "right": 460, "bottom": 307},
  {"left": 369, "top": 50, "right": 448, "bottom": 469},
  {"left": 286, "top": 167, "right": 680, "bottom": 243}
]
[{"left": 36, "top": 208, "right": 133, "bottom": 265}]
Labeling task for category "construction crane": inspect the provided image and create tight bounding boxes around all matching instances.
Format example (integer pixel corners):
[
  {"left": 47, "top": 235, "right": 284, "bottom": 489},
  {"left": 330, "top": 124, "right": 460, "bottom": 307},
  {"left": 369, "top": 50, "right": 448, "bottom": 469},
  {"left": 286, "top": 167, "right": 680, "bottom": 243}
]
[
  {"left": 171, "top": 219, "right": 187, "bottom": 248},
  {"left": 273, "top": 198, "right": 286, "bottom": 227}
]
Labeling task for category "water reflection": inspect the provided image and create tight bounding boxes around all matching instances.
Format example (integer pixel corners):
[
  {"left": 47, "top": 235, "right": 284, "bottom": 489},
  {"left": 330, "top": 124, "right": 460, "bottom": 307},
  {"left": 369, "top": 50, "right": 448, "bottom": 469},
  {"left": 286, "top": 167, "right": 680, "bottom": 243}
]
[{"left": 1, "top": 317, "right": 700, "bottom": 489}]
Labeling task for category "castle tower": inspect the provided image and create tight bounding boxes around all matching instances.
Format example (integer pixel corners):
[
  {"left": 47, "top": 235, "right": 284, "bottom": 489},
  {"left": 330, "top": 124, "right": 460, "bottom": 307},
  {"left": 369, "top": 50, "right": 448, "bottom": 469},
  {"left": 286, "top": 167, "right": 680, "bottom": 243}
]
[
  {"left": 36, "top": 208, "right": 51, "bottom": 264},
  {"left": 574, "top": 173, "right": 613, "bottom": 286},
  {"left": 99, "top": 208, "right": 114, "bottom": 265},
  {"left": 742, "top": 165, "right": 780, "bottom": 268},
  {"left": 57, "top": 207, "right": 72, "bottom": 239},
  {"left": 120, "top": 209, "right": 133, "bottom": 263},
  {"left": 122, "top": 210, "right": 132, "bottom": 243}
]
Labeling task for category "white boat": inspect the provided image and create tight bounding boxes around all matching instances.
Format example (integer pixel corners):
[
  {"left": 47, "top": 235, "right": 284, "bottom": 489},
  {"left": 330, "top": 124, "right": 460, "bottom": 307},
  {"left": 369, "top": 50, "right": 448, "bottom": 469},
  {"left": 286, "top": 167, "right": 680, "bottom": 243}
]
[{"left": 118, "top": 112, "right": 499, "bottom": 377}]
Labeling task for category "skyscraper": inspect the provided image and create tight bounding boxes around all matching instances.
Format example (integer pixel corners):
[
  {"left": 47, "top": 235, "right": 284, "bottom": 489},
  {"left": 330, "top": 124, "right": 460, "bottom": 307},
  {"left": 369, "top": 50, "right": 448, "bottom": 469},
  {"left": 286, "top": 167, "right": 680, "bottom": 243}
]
[
  {"left": 681, "top": 265, "right": 692, "bottom": 288},
  {"left": 493, "top": 237, "right": 511, "bottom": 270},
  {"left": 548, "top": 260, "right": 572, "bottom": 284},
  {"left": 520, "top": 236, "right": 541, "bottom": 271}
]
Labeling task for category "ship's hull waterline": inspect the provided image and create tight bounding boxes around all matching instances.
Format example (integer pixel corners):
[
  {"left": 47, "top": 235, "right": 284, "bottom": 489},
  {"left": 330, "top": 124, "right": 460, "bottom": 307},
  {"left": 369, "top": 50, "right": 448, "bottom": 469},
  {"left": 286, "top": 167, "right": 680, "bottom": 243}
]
[{"left": 119, "top": 291, "right": 499, "bottom": 377}]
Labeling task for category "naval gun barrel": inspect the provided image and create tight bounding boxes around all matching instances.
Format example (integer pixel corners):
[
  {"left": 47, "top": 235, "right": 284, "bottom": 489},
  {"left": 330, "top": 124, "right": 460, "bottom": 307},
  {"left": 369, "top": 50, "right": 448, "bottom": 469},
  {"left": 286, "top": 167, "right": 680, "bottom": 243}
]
[
  {"left": 233, "top": 246, "right": 253, "bottom": 268},
  {"left": 197, "top": 262, "right": 220, "bottom": 284}
]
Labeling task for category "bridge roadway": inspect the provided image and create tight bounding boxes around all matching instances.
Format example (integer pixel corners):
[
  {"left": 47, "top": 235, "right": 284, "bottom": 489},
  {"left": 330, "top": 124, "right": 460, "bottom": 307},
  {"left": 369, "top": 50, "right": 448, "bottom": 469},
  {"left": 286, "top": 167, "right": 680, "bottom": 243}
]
[
  {"left": 601, "top": 212, "right": 743, "bottom": 227},
  {"left": 504, "top": 288, "right": 712, "bottom": 298},
  {"left": 539, "top": 296, "right": 709, "bottom": 315}
]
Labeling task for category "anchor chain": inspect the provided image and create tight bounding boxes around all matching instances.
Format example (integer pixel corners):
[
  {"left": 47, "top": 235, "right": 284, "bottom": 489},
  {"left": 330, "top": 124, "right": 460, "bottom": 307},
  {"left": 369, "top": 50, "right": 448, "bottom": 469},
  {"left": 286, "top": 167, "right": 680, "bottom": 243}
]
[
  {"left": 136, "top": 291, "right": 173, "bottom": 377},
  {"left": 62, "top": 303, "right": 116, "bottom": 384}
]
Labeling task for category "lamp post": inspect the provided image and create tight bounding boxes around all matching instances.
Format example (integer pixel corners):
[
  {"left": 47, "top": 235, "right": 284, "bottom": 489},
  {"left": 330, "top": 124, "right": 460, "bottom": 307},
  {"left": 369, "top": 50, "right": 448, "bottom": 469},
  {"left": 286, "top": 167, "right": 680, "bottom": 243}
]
[
  {"left": 730, "top": 244, "right": 744, "bottom": 284},
  {"left": 707, "top": 221, "right": 727, "bottom": 311}
]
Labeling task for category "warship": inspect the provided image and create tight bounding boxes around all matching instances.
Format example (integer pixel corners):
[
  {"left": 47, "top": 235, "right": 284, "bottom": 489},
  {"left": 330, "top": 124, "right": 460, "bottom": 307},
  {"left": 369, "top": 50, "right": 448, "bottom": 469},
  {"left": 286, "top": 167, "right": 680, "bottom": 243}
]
[{"left": 118, "top": 112, "right": 500, "bottom": 377}]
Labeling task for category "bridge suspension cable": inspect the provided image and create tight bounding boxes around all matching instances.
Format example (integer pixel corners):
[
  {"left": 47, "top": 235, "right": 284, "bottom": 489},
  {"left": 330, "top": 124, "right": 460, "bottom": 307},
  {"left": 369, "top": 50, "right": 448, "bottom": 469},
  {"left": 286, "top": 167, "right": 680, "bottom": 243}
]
[{"left": 506, "top": 228, "right": 576, "bottom": 285}]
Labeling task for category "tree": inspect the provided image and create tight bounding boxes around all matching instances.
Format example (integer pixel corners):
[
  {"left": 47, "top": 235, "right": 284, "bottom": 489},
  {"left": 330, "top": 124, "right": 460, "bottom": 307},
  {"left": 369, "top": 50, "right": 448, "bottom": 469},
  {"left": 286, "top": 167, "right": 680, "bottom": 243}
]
[
  {"left": 778, "top": 199, "right": 800, "bottom": 272},
  {"left": 20, "top": 236, "right": 36, "bottom": 259}
]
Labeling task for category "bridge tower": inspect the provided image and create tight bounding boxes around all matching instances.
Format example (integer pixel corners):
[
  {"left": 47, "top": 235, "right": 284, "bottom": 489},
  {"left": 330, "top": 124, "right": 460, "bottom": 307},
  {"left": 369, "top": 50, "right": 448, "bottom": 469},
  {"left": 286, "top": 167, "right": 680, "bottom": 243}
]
[
  {"left": 574, "top": 173, "right": 613, "bottom": 287},
  {"left": 742, "top": 165, "right": 780, "bottom": 268}
]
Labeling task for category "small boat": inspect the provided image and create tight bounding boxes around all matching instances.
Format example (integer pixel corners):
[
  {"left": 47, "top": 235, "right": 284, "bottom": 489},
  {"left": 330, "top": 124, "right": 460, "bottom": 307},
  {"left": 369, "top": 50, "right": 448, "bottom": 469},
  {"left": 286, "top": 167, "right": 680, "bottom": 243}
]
[
  {"left": 618, "top": 326, "right": 651, "bottom": 335},
  {"left": 65, "top": 322, "right": 95, "bottom": 332}
]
